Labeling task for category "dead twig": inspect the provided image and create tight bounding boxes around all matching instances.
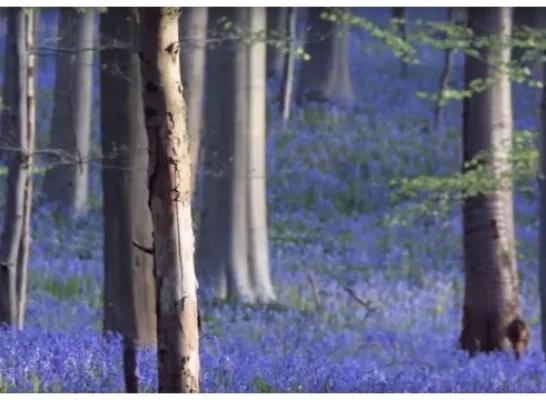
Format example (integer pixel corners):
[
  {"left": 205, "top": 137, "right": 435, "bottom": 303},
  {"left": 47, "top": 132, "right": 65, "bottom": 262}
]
[
  {"left": 131, "top": 240, "right": 154, "bottom": 255},
  {"left": 307, "top": 272, "right": 322, "bottom": 311},
  {"left": 344, "top": 286, "right": 380, "bottom": 319}
]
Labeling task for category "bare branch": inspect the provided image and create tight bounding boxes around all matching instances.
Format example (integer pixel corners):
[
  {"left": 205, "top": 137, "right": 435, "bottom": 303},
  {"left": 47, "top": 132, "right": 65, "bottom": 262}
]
[{"left": 132, "top": 240, "right": 154, "bottom": 255}]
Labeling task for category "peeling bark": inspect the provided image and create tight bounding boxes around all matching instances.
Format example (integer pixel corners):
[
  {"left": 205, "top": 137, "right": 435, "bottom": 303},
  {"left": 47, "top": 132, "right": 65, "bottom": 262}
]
[{"left": 139, "top": 7, "right": 200, "bottom": 393}]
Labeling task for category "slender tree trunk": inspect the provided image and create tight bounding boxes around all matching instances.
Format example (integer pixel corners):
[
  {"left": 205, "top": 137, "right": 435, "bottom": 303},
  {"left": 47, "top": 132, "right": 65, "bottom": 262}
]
[
  {"left": 247, "top": 7, "right": 276, "bottom": 303},
  {"left": 460, "top": 7, "right": 530, "bottom": 359},
  {"left": 432, "top": 7, "right": 464, "bottom": 132},
  {"left": 0, "top": 8, "right": 34, "bottom": 329},
  {"left": 392, "top": 7, "right": 408, "bottom": 77},
  {"left": 16, "top": 9, "right": 37, "bottom": 330},
  {"left": 42, "top": 8, "right": 94, "bottom": 214},
  {"left": 179, "top": 8, "right": 208, "bottom": 197},
  {"left": 297, "top": 7, "right": 354, "bottom": 106},
  {"left": 229, "top": 8, "right": 256, "bottom": 302},
  {"left": 100, "top": 7, "right": 157, "bottom": 393},
  {"left": 279, "top": 7, "right": 297, "bottom": 127},
  {"left": 139, "top": 7, "right": 200, "bottom": 393},
  {"left": 266, "top": 7, "right": 288, "bottom": 79}
]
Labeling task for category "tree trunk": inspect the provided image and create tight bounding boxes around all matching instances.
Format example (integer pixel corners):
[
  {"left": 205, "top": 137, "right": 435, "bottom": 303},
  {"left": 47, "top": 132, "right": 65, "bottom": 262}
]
[
  {"left": 432, "top": 7, "right": 464, "bottom": 132},
  {"left": 266, "top": 7, "right": 288, "bottom": 79},
  {"left": 279, "top": 7, "right": 297, "bottom": 127},
  {"left": 179, "top": 8, "right": 208, "bottom": 197},
  {"left": 100, "top": 7, "right": 157, "bottom": 393},
  {"left": 0, "top": 8, "right": 35, "bottom": 329},
  {"left": 297, "top": 7, "right": 354, "bottom": 106},
  {"left": 391, "top": 7, "right": 408, "bottom": 78},
  {"left": 247, "top": 7, "right": 276, "bottom": 303},
  {"left": 460, "top": 7, "right": 530, "bottom": 359},
  {"left": 197, "top": 7, "right": 235, "bottom": 299},
  {"left": 199, "top": 8, "right": 277, "bottom": 303},
  {"left": 139, "top": 7, "right": 200, "bottom": 393},
  {"left": 42, "top": 8, "right": 94, "bottom": 215}
]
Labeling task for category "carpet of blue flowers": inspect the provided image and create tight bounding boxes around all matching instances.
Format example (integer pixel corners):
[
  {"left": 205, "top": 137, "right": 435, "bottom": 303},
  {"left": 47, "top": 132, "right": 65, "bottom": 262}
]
[{"left": 0, "top": 8, "right": 545, "bottom": 393}]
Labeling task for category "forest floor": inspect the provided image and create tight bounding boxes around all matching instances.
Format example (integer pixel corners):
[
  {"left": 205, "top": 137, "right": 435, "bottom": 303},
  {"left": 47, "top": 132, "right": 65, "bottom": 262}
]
[{"left": 0, "top": 7, "right": 545, "bottom": 392}]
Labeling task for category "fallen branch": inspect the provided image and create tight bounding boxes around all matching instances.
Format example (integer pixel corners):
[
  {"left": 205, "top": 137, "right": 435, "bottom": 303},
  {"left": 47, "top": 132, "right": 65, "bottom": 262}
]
[
  {"left": 307, "top": 272, "right": 322, "bottom": 311},
  {"left": 344, "top": 286, "right": 380, "bottom": 318}
]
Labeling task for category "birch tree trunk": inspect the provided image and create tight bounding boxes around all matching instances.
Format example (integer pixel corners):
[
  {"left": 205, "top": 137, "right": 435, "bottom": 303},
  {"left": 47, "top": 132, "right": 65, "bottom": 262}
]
[
  {"left": 460, "top": 7, "right": 530, "bottom": 359},
  {"left": 100, "top": 7, "right": 157, "bottom": 393},
  {"left": 0, "top": 8, "right": 35, "bottom": 329},
  {"left": 139, "top": 7, "right": 200, "bottom": 393},
  {"left": 179, "top": 8, "right": 208, "bottom": 196},
  {"left": 42, "top": 8, "right": 94, "bottom": 215}
]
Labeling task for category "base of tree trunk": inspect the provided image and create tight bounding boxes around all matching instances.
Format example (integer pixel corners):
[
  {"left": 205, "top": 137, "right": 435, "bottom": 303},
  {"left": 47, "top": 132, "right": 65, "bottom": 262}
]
[
  {"left": 459, "top": 305, "right": 530, "bottom": 359},
  {"left": 123, "top": 337, "right": 139, "bottom": 393}
]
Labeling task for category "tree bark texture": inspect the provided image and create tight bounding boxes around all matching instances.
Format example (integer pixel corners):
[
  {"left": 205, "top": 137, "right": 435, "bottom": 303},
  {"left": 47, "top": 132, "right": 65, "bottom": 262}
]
[
  {"left": 460, "top": 7, "right": 529, "bottom": 359},
  {"left": 139, "top": 7, "right": 200, "bottom": 393}
]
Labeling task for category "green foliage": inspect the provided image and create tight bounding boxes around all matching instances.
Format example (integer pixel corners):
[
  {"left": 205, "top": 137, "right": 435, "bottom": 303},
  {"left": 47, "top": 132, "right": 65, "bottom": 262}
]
[
  {"left": 251, "top": 377, "right": 274, "bottom": 393},
  {"left": 31, "top": 272, "right": 101, "bottom": 309},
  {"left": 388, "top": 130, "right": 538, "bottom": 225}
]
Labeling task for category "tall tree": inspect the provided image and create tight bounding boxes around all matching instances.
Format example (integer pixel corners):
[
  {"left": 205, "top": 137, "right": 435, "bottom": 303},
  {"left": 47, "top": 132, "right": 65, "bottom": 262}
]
[
  {"left": 198, "top": 8, "right": 276, "bottom": 303},
  {"left": 459, "top": 7, "right": 530, "bottom": 359},
  {"left": 139, "top": 7, "right": 200, "bottom": 392},
  {"left": 266, "top": 7, "right": 288, "bottom": 79},
  {"left": 247, "top": 7, "right": 276, "bottom": 302},
  {"left": 279, "top": 7, "right": 297, "bottom": 126},
  {"left": 42, "top": 8, "right": 94, "bottom": 214},
  {"left": 198, "top": 8, "right": 235, "bottom": 299},
  {"left": 432, "top": 7, "right": 466, "bottom": 132},
  {"left": 100, "top": 8, "right": 156, "bottom": 393},
  {"left": 0, "top": 8, "right": 36, "bottom": 329},
  {"left": 179, "top": 8, "right": 208, "bottom": 196},
  {"left": 297, "top": 7, "right": 354, "bottom": 105}
]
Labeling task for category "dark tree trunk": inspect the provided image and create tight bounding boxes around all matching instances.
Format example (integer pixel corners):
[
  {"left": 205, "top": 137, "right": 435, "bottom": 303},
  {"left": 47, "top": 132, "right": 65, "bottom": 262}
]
[
  {"left": 100, "top": 7, "right": 157, "bottom": 393},
  {"left": 266, "top": 7, "right": 288, "bottom": 79},
  {"left": 297, "top": 7, "right": 354, "bottom": 106}
]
